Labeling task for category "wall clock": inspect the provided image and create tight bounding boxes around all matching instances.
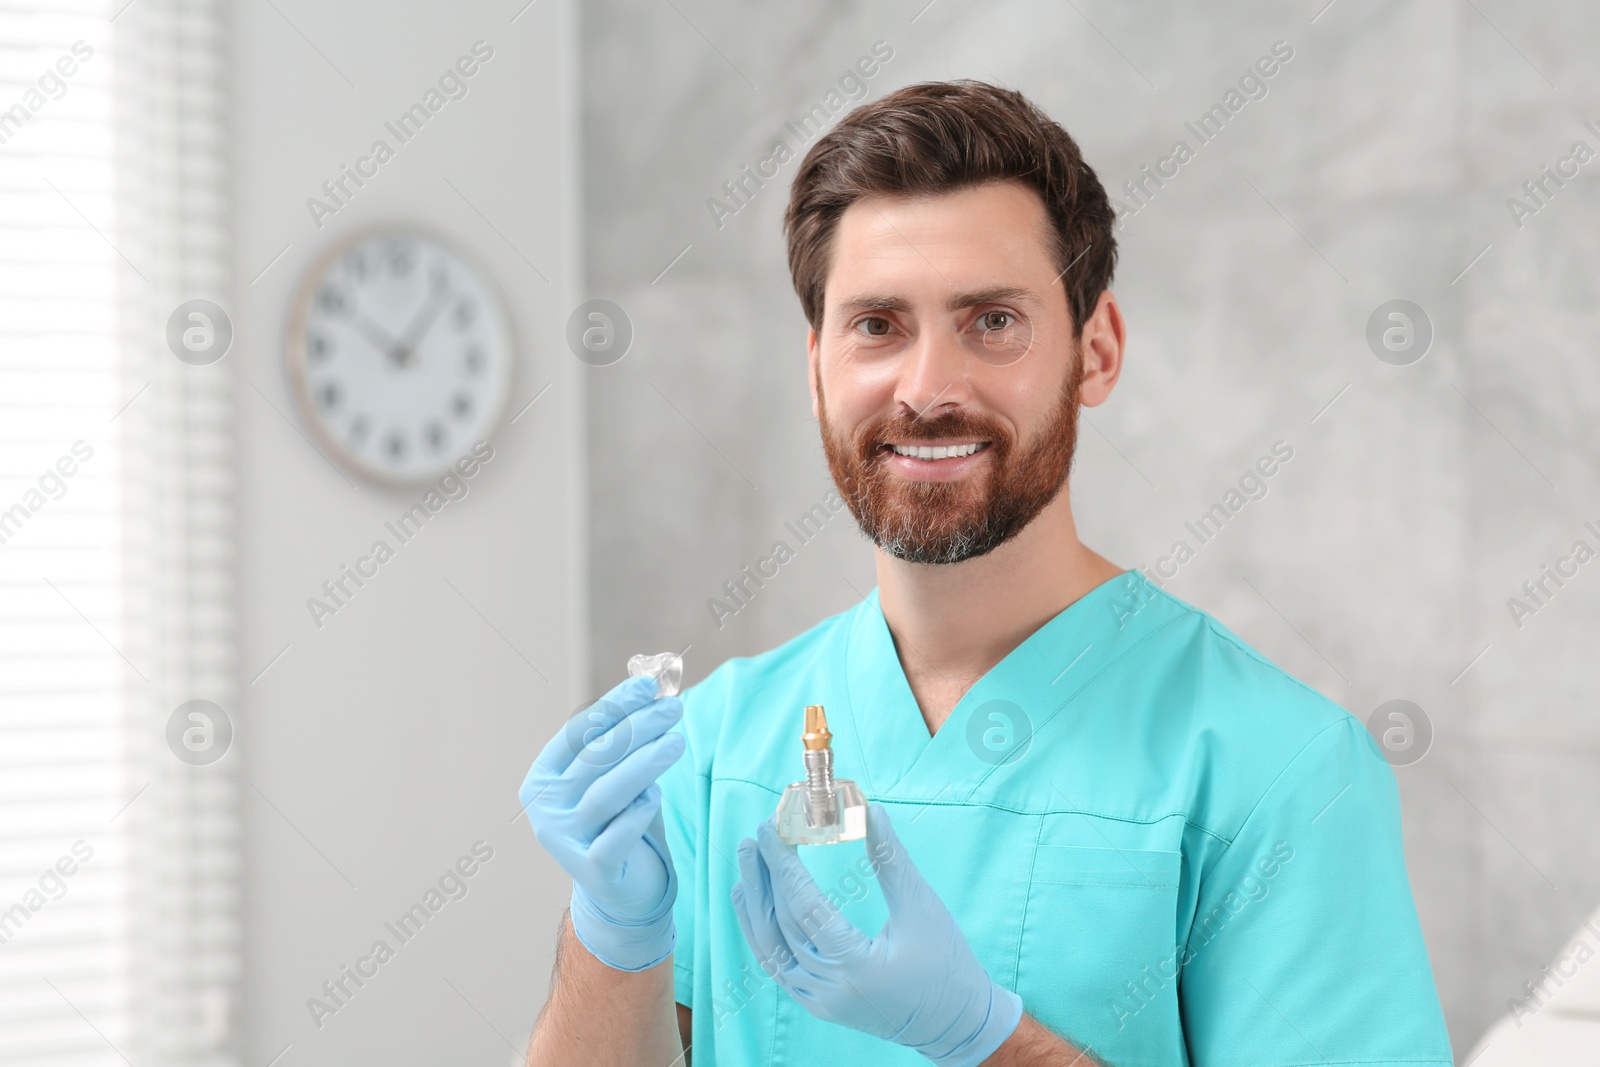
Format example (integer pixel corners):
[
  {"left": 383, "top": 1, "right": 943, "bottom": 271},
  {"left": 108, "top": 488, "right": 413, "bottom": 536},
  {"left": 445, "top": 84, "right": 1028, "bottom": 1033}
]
[{"left": 285, "top": 226, "right": 514, "bottom": 486}]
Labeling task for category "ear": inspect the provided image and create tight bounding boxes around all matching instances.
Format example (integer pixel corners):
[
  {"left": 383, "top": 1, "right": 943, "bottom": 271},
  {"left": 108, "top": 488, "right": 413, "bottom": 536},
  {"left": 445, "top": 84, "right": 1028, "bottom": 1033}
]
[
  {"left": 806, "top": 326, "right": 820, "bottom": 421},
  {"left": 1078, "top": 290, "right": 1126, "bottom": 409}
]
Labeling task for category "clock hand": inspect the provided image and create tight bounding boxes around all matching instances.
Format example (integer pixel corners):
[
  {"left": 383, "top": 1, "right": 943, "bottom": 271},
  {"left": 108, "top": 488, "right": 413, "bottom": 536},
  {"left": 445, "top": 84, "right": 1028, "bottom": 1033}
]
[
  {"left": 395, "top": 287, "right": 452, "bottom": 364},
  {"left": 348, "top": 311, "right": 403, "bottom": 363}
]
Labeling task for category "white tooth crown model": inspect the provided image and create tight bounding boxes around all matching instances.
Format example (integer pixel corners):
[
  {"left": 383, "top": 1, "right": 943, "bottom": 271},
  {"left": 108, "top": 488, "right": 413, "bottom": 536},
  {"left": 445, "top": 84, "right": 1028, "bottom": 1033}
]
[{"left": 627, "top": 651, "right": 683, "bottom": 697}]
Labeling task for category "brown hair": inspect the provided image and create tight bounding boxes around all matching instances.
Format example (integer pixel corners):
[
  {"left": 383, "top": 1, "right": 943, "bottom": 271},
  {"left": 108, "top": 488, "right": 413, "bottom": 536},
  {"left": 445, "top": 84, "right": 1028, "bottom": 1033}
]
[{"left": 783, "top": 79, "right": 1117, "bottom": 340}]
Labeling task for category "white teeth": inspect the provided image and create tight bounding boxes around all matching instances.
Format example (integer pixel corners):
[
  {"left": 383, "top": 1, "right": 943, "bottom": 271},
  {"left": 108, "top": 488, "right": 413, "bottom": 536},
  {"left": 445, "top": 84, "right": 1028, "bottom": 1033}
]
[{"left": 890, "top": 442, "right": 982, "bottom": 460}]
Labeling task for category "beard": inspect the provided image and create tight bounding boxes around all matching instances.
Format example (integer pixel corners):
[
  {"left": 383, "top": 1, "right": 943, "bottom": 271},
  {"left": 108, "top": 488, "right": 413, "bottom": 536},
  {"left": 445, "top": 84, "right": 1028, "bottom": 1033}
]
[{"left": 818, "top": 343, "right": 1086, "bottom": 566}]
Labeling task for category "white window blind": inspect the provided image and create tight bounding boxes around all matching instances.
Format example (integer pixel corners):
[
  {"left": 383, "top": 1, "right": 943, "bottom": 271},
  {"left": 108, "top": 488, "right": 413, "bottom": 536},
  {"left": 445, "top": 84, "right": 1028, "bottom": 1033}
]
[{"left": 0, "top": 1, "right": 238, "bottom": 1065}]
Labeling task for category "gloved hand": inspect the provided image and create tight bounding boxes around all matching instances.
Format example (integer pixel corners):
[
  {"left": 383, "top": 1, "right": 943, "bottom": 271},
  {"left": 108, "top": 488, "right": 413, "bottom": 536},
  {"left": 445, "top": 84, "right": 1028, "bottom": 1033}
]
[
  {"left": 518, "top": 673, "right": 687, "bottom": 972},
  {"left": 729, "top": 803, "right": 1024, "bottom": 1067}
]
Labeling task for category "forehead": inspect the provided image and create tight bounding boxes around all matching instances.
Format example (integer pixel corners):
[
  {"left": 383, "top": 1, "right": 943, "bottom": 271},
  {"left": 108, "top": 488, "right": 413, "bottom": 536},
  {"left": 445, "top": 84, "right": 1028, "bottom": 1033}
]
[{"left": 826, "top": 181, "right": 1059, "bottom": 304}]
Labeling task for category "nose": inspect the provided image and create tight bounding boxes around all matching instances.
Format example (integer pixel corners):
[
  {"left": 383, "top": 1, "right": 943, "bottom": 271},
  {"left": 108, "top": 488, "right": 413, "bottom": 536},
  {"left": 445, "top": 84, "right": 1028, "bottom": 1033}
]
[{"left": 894, "top": 324, "right": 973, "bottom": 419}]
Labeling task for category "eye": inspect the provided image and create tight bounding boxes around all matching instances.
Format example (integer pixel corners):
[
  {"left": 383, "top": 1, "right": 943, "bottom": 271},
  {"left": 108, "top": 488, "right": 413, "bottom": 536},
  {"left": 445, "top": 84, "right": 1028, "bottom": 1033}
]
[
  {"left": 853, "top": 316, "right": 893, "bottom": 337},
  {"left": 977, "top": 310, "right": 1015, "bottom": 331}
]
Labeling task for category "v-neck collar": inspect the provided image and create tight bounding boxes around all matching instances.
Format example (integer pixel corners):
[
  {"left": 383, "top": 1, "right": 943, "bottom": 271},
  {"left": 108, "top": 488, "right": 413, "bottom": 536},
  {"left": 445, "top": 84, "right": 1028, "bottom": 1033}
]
[{"left": 835, "top": 568, "right": 1161, "bottom": 801}]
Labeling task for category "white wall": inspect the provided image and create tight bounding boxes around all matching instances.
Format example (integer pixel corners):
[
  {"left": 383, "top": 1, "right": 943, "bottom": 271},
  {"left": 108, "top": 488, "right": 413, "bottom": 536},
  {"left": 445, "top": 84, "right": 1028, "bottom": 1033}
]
[{"left": 232, "top": 0, "right": 583, "bottom": 1061}]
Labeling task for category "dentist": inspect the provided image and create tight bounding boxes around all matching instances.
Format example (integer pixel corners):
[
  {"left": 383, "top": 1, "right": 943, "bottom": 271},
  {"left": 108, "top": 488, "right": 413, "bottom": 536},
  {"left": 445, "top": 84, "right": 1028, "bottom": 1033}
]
[{"left": 519, "top": 79, "right": 1454, "bottom": 1067}]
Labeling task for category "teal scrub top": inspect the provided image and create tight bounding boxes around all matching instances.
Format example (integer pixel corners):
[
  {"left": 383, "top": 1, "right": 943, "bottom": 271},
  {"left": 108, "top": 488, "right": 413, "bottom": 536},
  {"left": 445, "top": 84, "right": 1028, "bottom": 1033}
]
[{"left": 657, "top": 569, "right": 1454, "bottom": 1067}]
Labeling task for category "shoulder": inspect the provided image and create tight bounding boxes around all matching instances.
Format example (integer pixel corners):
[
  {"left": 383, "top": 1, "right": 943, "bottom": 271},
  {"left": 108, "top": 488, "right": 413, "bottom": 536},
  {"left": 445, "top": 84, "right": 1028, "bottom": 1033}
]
[
  {"left": 1125, "top": 579, "right": 1387, "bottom": 835},
  {"left": 1120, "top": 578, "right": 1354, "bottom": 737}
]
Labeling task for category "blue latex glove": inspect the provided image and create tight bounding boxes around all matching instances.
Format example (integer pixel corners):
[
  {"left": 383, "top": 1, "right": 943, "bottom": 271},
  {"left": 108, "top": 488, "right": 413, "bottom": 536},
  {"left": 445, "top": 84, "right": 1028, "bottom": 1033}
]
[
  {"left": 518, "top": 673, "right": 687, "bottom": 971},
  {"left": 730, "top": 803, "right": 1024, "bottom": 1067}
]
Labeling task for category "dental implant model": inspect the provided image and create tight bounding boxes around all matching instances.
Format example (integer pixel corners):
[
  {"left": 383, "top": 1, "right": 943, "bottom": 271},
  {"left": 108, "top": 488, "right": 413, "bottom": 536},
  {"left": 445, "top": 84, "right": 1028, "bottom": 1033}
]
[
  {"left": 776, "top": 705, "right": 868, "bottom": 845},
  {"left": 627, "top": 651, "right": 683, "bottom": 697}
]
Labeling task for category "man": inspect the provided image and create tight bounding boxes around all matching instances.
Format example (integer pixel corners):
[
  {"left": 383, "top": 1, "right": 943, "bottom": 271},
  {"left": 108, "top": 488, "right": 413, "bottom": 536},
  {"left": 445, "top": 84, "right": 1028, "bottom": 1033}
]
[{"left": 520, "top": 80, "right": 1454, "bottom": 1066}]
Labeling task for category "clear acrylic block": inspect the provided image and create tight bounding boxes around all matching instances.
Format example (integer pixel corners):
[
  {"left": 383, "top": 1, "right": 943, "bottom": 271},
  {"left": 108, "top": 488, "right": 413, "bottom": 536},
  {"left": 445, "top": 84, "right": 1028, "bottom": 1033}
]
[{"left": 777, "top": 778, "right": 868, "bottom": 845}]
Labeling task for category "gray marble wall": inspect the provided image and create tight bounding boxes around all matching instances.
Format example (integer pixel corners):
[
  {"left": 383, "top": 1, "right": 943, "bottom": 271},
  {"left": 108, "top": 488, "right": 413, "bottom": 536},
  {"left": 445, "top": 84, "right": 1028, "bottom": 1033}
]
[{"left": 582, "top": 1, "right": 1600, "bottom": 1056}]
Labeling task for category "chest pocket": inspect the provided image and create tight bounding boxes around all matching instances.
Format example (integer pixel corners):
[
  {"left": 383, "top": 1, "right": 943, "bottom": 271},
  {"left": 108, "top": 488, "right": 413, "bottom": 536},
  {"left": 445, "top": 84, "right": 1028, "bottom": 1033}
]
[{"left": 1017, "top": 843, "right": 1188, "bottom": 1067}]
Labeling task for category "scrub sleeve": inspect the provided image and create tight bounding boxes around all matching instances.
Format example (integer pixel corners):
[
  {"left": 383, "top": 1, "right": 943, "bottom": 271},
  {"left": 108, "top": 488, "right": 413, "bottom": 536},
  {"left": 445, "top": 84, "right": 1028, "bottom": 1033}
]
[{"left": 1178, "top": 715, "right": 1454, "bottom": 1065}]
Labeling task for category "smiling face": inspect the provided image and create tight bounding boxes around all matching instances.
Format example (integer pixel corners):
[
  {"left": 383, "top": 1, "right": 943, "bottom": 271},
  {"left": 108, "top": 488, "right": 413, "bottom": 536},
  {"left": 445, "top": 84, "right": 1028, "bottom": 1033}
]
[{"left": 810, "top": 180, "right": 1090, "bottom": 565}]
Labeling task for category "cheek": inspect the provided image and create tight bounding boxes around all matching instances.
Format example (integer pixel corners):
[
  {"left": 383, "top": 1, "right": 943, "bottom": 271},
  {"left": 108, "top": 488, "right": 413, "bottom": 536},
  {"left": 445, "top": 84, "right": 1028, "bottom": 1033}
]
[
  {"left": 992, "top": 348, "right": 1066, "bottom": 394},
  {"left": 830, "top": 335, "right": 901, "bottom": 379},
  {"left": 822, "top": 345, "right": 901, "bottom": 417},
  {"left": 972, "top": 372, "right": 1051, "bottom": 434}
]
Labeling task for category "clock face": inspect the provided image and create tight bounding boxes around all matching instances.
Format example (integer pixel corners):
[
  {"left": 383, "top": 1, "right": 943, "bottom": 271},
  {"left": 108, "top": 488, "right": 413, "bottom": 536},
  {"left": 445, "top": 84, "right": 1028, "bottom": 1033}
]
[{"left": 286, "top": 229, "right": 514, "bottom": 486}]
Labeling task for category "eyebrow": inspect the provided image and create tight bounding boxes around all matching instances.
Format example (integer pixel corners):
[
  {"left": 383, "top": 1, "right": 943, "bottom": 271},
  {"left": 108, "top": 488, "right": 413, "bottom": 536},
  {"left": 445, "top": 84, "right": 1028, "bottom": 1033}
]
[{"left": 832, "top": 285, "right": 1036, "bottom": 320}]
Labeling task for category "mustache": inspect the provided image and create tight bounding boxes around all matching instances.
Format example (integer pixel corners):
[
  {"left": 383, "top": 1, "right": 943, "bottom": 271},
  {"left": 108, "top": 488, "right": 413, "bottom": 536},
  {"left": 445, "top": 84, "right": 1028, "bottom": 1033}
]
[{"left": 859, "top": 408, "right": 1007, "bottom": 454}]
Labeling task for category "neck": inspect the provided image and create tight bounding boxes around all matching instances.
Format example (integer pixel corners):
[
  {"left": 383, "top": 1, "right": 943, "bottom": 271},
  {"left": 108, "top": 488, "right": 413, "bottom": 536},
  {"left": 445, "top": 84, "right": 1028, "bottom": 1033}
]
[{"left": 874, "top": 487, "right": 1123, "bottom": 695}]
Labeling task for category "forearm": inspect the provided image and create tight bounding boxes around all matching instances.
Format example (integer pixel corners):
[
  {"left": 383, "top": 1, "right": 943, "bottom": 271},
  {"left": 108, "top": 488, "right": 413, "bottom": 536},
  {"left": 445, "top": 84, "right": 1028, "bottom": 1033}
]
[
  {"left": 526, "top": 908, "right": 686, "bottom": 1067},
  {"left": 983, "top": 1012, "right": 1104, "bottom": 1066}
]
